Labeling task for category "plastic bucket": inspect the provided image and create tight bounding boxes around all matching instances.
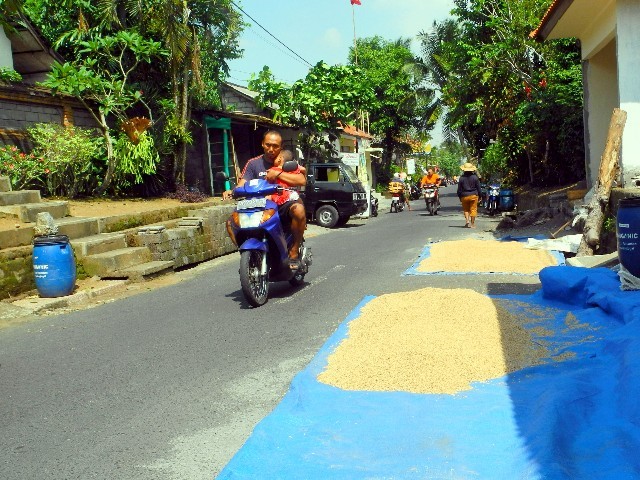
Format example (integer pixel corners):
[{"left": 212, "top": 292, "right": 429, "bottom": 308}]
[
  {"left": 617, "top": 197, "right": 640, "bottom": 277},
  {"left": 499, "top": 189, "right": 515, "bottom": 211},
  {"left": 32, "top": 234, "right": 77, "bottom": 297}
]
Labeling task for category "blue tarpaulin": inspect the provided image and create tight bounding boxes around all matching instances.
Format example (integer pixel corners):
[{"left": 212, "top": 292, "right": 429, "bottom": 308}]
[{"left": 218, "top": 267, "right": 640, "bottom": 479}]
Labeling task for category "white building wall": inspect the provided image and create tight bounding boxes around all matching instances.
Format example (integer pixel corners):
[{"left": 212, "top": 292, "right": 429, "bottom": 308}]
[
  {"left": 0, "top": 27, "right": 14, "bottom": 69},
  {"left": 617, "top": 0, "right": 640, "bottom": 186},
  {"left": 584, "top": 40, "right": 618, "bottom": 188}
]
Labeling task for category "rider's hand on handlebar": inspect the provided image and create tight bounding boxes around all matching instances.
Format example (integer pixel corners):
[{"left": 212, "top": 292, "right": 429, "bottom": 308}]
[{"left": 222, "top": 189, "right": 234, "bottom": 200}]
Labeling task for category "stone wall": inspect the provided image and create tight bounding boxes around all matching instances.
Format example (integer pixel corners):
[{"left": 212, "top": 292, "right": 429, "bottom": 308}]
[
  {"left": 0, "top": 99, "right": 63, "bottom": 129},
  {"left": 0, "top": 245, "right": 34, "bottom": 299},
  {"left": 135, "top": 205, "right": 236, "bottom": 268}
]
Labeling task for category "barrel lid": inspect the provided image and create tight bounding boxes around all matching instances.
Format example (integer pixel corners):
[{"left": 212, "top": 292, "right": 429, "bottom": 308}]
[
  {"left": 33, "top": 234, "right": 70, "bottom": 246},
  {"left": 619, "top": 196, "right": 640, "bottom": 208}
]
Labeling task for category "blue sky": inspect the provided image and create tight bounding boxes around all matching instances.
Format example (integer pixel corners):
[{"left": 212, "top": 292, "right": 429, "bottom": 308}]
[{"left": 227, "top": 0, "right": 456, "bottom": 86}]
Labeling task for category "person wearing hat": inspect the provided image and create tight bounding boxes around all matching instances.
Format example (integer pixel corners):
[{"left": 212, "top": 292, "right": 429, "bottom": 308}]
[{"left": 457, "top": 162, "right": 482, "bottom": 228}]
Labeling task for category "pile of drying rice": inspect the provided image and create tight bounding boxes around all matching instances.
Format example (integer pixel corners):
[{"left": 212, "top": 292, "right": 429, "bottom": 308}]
[
  {"left": 317, "top": 288, "right": 550, "bottom": 395},
  {"left": 416, "top": 238, "right": 557, "bottom": 274}
]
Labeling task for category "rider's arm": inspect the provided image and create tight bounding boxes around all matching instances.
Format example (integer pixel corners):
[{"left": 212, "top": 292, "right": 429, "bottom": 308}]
[{"left": 267, "top": 169, "right": 306, "bottom": 187}]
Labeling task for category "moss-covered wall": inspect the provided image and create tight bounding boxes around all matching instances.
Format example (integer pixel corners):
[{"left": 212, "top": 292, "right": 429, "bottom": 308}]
[{"left": 0, "top": 245, "right": 34, "bottom": 300}]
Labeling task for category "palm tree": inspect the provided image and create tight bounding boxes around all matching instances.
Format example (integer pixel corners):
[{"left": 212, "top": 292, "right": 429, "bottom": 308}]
[{"left": 411, "top": 19, "right": 469, "bottom": 149}]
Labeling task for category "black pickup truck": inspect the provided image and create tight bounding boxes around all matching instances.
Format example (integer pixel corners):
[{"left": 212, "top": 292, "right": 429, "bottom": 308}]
[{"left": 302, "top": 162, "right": 368, "bottom": 228}]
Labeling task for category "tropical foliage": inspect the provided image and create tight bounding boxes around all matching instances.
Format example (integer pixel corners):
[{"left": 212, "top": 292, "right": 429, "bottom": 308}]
[
  {"left": 21, "top": 0, "right": 244, "bottom": 194},
  {"left": 0, "top": 124, "right": 103, "bottom": 197},
  {"left": 419, "top": 0, "right": 584, "bottom": 186},
  {"left": 348, "top": 36, "right": 438, "bottom": 178},
  {"left": 249, "top": 62, "right": 376, "bottom": 161}
]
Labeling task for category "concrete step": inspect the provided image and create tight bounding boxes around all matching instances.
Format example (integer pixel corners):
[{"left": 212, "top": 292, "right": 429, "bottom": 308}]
[
  {"left": 0, "top": 201, "right": 69, "bottom": 222},
  {"left": 0, "top": 216, "right": 100, "bottom": 250},
  {"left": 115, "top": 260, "right": 175, "bottom": 281},
  {"left": 70, "top": 233, "right": 127, "bottom": 258},
  {"left": 0, "top": 190, "right": 41, "bottom": 206},
  {"left": 0, "top": 176, "right": 11, "bottom": 192},
  {"left": 82, "top": 247, "right": 152, "bottom": 278},
  {"left": 57, "top": 217, "right": 100, "bottom": 239}
]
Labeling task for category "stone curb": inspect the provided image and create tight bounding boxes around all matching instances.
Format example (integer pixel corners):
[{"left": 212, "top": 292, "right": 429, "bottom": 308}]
[{"left": 6, "top": 279, "right": 130, "bottom": 315}]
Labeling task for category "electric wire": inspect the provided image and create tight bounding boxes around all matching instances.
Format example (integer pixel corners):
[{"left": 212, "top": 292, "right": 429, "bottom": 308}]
[{"left": 230, "top": 0, "right": 314, "bottom": 68}]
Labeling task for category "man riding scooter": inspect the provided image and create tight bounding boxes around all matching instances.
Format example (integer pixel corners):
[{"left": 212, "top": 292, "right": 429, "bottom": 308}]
[
  {"left": 420, "top": 167, "right": 442, "bottom": 211},
  {"left": 223, "top": 130, "right": 307, "bottom": 271}
]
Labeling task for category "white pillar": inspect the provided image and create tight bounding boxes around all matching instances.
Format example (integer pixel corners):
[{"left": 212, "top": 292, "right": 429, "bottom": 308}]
[
  {"left": 0, "top": 28, "right": 14, "bottom": 69},
  {"left": 617, "top": 0, "right": 640, "bottom": 186}
]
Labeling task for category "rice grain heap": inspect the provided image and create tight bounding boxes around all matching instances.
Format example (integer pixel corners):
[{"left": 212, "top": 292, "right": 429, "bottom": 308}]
[
  {"left": 318, "top": 288, "right": 549, "bottom": 395},
  {"left": 417, "top": 238, "right": 557, "bottom": 274}
]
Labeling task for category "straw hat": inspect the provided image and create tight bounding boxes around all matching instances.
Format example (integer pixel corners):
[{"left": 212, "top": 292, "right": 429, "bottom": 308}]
[{"left": 460, "top": 162, "right": 477, "bottom": 172}]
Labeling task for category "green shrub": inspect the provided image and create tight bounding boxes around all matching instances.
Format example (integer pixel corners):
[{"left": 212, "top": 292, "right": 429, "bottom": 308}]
[
  {"left": 0, "top": 145, "right": 48, "bottom": 190},
  {"left": 28, "top": 123, "right": 105, "bottom": 197}
]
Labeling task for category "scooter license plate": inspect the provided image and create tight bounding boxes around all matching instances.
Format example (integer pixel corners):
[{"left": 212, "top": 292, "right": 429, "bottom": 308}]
[
  {"left": 392, "top": 196, "right": 400, "bottom": 201},
  {"left": 237, "top": 197, "right": 267, "bottom": 210}
]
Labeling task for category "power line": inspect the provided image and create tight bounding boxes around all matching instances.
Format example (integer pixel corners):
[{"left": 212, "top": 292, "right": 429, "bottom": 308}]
[
  {"left": 230, "top": 0, "right": 314, "bottom": 68},
  {"left": 244, "top": 25, "right": 312, "bottom": 71}
]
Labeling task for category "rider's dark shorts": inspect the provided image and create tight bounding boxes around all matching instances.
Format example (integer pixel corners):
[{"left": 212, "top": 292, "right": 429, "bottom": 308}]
[{"left": 277, "top": 199, "right": 303, "bottom": 230}]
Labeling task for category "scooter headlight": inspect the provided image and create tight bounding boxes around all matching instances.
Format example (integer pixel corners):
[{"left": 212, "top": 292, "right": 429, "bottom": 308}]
[
  {"left": 237, "top": 211, "right": 264, "bottom": 228},
  {"left": 236, "top": 209, "right": 276, "bottom": 228}
]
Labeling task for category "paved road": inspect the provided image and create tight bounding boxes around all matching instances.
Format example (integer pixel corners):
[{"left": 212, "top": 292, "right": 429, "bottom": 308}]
[{"left": 0, "top": 187, "right": 541, "bottom": 479}]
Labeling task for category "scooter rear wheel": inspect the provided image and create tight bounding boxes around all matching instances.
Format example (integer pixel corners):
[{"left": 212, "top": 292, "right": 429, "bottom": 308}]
[{"left": 239, "top": 250, "right": 269, "bottom": 307}]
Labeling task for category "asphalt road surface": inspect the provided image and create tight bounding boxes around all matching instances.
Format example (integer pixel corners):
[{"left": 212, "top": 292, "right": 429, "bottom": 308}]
[{"left": 0, "top": 187, "right": 542, "bottom": 479}]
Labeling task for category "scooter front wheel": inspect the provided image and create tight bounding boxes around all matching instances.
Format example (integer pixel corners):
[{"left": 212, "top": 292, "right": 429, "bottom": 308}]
[{"left": 239, "top": 250, "right": 269, "bottom": 307}]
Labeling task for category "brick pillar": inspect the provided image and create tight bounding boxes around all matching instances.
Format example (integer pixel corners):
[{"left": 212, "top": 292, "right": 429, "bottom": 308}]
[{"left": 62, "top": 105, "right": 74, "bottom": 126}]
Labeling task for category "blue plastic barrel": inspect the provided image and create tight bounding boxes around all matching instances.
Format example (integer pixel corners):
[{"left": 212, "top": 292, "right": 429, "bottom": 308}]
[
  {"left": 617, "top": 197, "right": 640, "bottom": 277},
  {"left": 32, "top": 234, "right": 77, "bottom": 297},
  {"left": 499, "top": 189, "right": 515, "bottom": 211}
]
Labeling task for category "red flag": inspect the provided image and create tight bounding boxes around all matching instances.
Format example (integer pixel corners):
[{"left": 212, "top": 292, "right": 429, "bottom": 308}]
[{"left": 351, "top": 0, "right": 361, "bottom": 5}]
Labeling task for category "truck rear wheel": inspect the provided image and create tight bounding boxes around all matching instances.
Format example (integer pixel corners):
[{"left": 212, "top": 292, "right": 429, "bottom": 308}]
[{"left": 316, "top": 205, "right": 339, "bottom": 228}]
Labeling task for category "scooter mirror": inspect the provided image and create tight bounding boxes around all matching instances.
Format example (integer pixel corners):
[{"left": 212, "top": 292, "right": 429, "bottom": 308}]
[{"left": 215, "top": 171, "right": 228, "bottom": 181}]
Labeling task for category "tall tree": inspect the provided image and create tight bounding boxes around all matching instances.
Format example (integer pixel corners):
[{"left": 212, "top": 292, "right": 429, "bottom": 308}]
[
  {"left": 91, "top": 0, "right": 244, "bottom": 184},
  {"left": 348, "top": 36, "right": 438, "bottom": 174},
  {"left": 249, "top": 62, "right": 376, "bottom": 162}
]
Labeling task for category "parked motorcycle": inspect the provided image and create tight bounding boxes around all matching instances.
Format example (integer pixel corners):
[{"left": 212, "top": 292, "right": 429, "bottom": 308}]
[
  {"left": 485, "top": 183, "right": 500, "bottom": 216},
  {"left": 422, "top": 183, "right": 440, "bottom": 216},
  {"left": 225, "top": 163, "right": 312, "bottom": 307},
  {"left": 409, "top": 182, "right": 422, "bottom": 200},
  {"left": 370, "top": 190, "right": 379, "bottom": 217}
]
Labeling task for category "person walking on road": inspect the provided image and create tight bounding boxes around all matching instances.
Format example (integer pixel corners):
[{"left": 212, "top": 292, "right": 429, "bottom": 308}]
[{"left": 457, "top": 162, "right": 482, "bottom": 228}]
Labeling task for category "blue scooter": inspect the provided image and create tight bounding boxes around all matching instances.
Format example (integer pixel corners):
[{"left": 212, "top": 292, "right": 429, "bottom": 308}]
[{"left": 226, "top": 163, "right": 312, "bottom": 307}]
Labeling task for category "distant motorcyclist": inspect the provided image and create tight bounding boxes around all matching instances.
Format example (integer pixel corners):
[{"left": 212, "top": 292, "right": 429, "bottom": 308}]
[
  {"left": 420, "top": 168, "right": 441, "bottom": 189},
  {"left": 389, "top": 172, "right": 411, "bottom": 211},
  {"left": 420, "top": 168, "right": 441, "bottom": 209}
]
